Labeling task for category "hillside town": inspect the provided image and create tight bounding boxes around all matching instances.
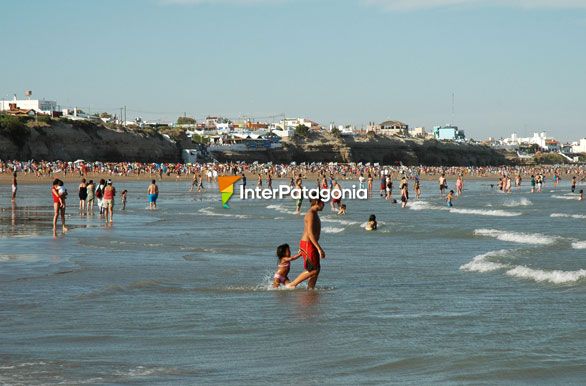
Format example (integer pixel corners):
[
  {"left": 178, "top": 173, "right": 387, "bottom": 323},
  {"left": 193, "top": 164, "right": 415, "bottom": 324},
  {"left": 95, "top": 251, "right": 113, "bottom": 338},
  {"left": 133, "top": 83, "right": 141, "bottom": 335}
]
[{"left": 1, "top": 92, "right": 585, "bottom": 163}]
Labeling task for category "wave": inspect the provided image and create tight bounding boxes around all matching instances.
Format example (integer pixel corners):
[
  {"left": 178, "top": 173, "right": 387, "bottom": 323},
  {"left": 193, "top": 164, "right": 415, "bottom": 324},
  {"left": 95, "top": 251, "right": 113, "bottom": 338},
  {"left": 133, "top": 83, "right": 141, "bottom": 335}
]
[
  {"left": 551, "top": 195, "right": 579, "bottom": 200},
  {"left": 506, "top": 266, "right": 586, "bottom": 284},
  {"left": 322, "top": 226, "right": 345, "bottom": 234},
  {"left": 408, "top": 201, "right": 445, "bottom": 211},
  {"left": 450, "top": 208, "right": 522, "bottom": 217},
  {"left": 198, "top": 207, "right": 248, "bottom": 219},
  {"left": 321, "top": 217, "right": 359, "bottom": 226},
  {"left": 551, "top": 213, "right": 586, "bottom": 219},
  {"left": 266, "top": 204, "right": 298, "bottom": 215},
  {"left": 459, "top": 249, "right": 511, "bottom": 273},
  {"left": 474, "top": 228, "right": 559, "bottom": 245},
  {"left": 572, "top": 241, "right": 586, "bottom": 249},
  {"left": 503, "top": 197, "right": 533, "bottom": 207}
]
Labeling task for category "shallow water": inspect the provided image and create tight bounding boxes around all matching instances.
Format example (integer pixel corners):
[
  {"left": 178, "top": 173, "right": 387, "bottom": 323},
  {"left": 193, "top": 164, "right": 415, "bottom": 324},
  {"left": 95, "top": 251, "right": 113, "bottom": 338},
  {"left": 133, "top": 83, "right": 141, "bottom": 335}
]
[{"left": 1, "top": 179, "right": 585, "bottom": 384}]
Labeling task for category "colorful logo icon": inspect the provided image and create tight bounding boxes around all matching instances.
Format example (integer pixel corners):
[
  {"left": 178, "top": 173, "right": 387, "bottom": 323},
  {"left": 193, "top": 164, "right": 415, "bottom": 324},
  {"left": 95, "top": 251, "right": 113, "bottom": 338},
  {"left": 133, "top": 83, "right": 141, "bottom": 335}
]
[{"left": 218, "top": 176, "right": 241, "bottom": 208}]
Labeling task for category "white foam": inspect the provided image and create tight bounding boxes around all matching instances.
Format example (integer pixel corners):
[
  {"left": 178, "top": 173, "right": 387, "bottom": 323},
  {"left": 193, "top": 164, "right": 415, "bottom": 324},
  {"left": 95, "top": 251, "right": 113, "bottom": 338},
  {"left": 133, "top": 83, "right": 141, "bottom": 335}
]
[
  {"left": 266, "top": 204, "right": 297, "bottom": 215},
  {"left": 506, "top": 266, "right": 586, "bottom": 284},
  {"left": 474, "top": 229, "right": 559, "bottom": 245},
  {"left": 550, "top": 213, "right": 586, "bottom": 219},
  {"left": 408, "top": 201, "right": 446, "bottom": 211},
  {"left": 322, "top": 226, "right": 345, "bottom": 234},
  {"left": 460, "top": 249, "right": 511, "bottom": 273},
  {"left": 572, "top": 241, "right": 586, "bottom": 249},
  {"left": 503, "top": 197, "right": 533, "bottom": 207},
  {"left": 198, "top": 207, "right": 248, "bottom": 219},
  {"left": 321, "top": 217, "right": 359, "bottom": 226},
  {"left": 450, "top": 208, "right": 522, "bottom": 217},
  {"left": 551, "top": 195, "right": 579, "bottom": 200}
]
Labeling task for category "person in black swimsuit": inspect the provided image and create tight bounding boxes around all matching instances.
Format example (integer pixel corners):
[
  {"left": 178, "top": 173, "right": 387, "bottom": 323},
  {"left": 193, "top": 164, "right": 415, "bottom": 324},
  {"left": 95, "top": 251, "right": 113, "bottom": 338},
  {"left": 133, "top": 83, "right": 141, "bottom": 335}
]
[{"left": 78, "top": 178, "right": 88, "bottom": 212}]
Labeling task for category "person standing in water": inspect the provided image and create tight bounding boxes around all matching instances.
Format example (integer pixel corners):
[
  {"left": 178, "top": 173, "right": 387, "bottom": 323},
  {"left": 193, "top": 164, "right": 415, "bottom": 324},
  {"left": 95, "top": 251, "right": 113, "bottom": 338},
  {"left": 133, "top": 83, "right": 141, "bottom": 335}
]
[
  {"left": 414, "top": 176, "right": 421, "bottom": 200},
  {"left": 102, "top": 180, "right": 115, "bottom": 224},
  {"left": 294, "top": 174, "right": 303, "bottom": 215},
  {"left": 456, "top": 175, "right": 464, "bottom": 196},
  {"left": 86, "top": 180, "right": 95, "bottom": 214},
  {"left": 11, "top": 171, "right": 17, "bottom": 201},
  {"left": 52, "top": 179, "right": 68, "bottom": 236},
  {"left": 287, "top": 199, "right": 325, "bottom": 289},
  {"left": 78, "top": 178, "right": 88, "bottom": 213},
  {"left": 148, "top": 179, "right": 159, "bottom": 209},
  {"left": 439, "top": 173, "right": 447, "bottom": 196},
  {"left": 400, "top": 176, "right": 409, "bottom": 208},
  {"left": 446, "top": 190, "right": 455, "bottom": 207}
]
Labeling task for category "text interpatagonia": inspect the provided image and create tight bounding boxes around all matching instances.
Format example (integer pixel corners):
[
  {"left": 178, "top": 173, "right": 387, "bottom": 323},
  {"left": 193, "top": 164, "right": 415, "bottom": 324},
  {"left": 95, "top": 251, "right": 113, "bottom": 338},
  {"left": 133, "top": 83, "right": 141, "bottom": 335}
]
[{"left": 239, "top": 185, "right": 368, "bottom": 201}]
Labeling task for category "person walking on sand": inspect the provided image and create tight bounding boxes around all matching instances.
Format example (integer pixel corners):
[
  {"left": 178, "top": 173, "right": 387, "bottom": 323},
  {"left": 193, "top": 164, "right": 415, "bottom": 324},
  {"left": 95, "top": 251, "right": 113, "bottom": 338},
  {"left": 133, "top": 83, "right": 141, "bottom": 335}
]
[
  {"left": 287, "top": 199, "right": 325, "bottom": 289},
  {"left": 148, "top": 179, "right": 159, "bottom": 209}
]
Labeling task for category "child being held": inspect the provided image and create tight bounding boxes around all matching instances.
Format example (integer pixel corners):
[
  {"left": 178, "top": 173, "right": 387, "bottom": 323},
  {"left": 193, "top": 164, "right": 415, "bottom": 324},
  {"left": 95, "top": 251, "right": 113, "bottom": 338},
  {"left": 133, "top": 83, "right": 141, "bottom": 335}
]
[
  {"left": 365, "top": 214, "right": 377, "bottom": 231},
  {"left": 273, "top": 243, "right": 302, "bottom": 288}
]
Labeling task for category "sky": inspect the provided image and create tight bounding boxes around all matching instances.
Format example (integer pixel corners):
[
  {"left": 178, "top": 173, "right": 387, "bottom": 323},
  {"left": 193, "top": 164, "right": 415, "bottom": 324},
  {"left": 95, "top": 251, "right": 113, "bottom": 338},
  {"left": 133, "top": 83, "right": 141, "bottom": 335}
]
[{"left": 1, "top": 0, "right": 585, "bottom": 140}]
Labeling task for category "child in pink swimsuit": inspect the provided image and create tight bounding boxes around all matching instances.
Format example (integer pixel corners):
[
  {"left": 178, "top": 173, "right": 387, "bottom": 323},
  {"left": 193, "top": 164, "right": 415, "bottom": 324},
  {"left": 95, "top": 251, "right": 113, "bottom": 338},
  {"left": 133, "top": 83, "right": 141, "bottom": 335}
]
[{"left": 273, "top": 244, "right": 302, "bottom": 288}]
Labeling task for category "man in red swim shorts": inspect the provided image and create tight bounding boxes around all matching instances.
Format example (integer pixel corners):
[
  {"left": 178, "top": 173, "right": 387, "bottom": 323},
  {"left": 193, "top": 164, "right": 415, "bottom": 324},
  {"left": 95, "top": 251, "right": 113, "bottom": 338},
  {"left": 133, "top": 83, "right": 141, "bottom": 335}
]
[{"left": 287, "top": 199, "right": 325, "bottom": 289}]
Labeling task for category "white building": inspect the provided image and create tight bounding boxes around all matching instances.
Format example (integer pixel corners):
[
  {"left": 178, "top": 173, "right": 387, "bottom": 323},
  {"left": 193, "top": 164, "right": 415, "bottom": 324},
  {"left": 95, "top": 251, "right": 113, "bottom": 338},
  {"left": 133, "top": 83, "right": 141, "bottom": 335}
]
[
  {"left": 0, "top": 97, "right": 57, "bottom": 114},
  {"left": 409, "top": 127, "right": 428, "bottom": 138},
  {"left": 277, "top": 118, "right": 321, "bottom": 131},
  {"left": 501, "top": 132, "right": 549, "bottom": 150},
  {"left": 328, "top": 123, "right": 355, "bottom": 136},
  {"left": 572, "top": 138, "right": 586, "bottom": 153},
  {"left": 62, "top": 108, "right": 96, "bottom": 121}
]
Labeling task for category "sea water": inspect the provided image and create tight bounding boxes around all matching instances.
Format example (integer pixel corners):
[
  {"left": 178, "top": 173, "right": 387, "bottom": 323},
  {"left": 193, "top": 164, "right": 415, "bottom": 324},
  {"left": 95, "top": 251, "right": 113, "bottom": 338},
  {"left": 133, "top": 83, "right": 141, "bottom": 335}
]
[{"left": 1, "top": 179, "right": 585, "bottom": 384}]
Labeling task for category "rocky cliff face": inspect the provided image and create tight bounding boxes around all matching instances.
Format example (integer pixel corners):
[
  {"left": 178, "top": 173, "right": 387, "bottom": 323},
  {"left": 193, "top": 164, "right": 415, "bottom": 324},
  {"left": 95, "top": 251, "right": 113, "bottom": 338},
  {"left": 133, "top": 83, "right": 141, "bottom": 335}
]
[
  {"left": 0, "top": 119, "right": 180, "bottom": 162},
  {"left": 0, "top": 117, "right": 508, "bottom": 165},
  {"left": 211, "top": 133, "right": 509, "bottom": 166}
]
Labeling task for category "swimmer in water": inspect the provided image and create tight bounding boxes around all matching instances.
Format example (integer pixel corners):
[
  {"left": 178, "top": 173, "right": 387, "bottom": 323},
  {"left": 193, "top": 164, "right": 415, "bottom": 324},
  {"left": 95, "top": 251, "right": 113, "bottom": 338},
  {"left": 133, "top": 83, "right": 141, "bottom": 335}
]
[
  {"left": 272, "top": 244, "right": 302, "bottom": 288},
  {"left": 365, "top": 214, "right": 377, "bottom": 231},
  {"left": 446, "top": 190, "right": 455, "bottom": 207},
  {"left": 579, "top": 189, "right": 584, "bottom": 201},
  {"left": 338, "top": 204, "right": 346, "bottom": 215}
]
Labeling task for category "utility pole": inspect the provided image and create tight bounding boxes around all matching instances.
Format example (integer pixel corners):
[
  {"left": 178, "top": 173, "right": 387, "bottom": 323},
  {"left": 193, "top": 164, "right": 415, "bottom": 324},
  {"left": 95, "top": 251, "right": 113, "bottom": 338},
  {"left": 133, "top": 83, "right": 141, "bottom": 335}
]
[
  {"left": 451, "top": 92, "right": 455, "bottom": 125},
  {"left": 124, "top": 105, "right": 127, "bottom": 126},
  {"left": 120, "top": 107, "right": 123, "bottom": 126}
]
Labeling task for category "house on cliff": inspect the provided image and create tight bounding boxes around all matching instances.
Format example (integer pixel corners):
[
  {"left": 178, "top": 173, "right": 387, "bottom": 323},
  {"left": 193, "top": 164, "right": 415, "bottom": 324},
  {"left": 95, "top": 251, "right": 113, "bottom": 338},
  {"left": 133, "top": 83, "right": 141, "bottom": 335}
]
[{"left": 367, "top": 120, "right": 409, "bottom": 136}]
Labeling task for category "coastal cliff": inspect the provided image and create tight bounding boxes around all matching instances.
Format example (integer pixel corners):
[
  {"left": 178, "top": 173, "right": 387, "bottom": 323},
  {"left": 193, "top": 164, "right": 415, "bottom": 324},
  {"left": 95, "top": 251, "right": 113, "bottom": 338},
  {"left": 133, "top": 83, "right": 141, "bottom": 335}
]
[
  {"left": 0, "top": 116, "right": 180, "bottom": 162},
  {"left": 210, "top": 132, "right": 509, "bottom": 166},
  {"left": 1, "top": 116, "right": 508, "bottom": 165}
]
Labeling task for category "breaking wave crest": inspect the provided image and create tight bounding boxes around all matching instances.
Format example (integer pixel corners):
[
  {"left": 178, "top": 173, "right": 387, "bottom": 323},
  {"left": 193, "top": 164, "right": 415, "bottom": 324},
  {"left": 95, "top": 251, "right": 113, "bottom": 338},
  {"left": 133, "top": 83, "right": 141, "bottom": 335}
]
[
  {"left": 450, "top": 208, "right": 522, "bottom": 217},
  {"left": 322, "top": 227, "right": 345, "bottom": 234},
  {"left": 506, "top": 266, "right": 586, "bottom": 284},
  {"left": 198, "top": 208, "right": 248, "bottom": 219},
  {"left": 503, "top": 197, "right": 533, "bottom": 207},
  {"left": 266, "top": 204, "right": 298, "bottom": 215},
  {"left": 474, "top": 229, "right": 559, "bottom": 245},
  {"left": 572, "top": 241, "right": 586, "bottom": 249},
  {"left": 459, "top": 250, "right": 511, "bottom": 273},
  {"left": 551, "top": 213, "right": 586, "bottom": 219}
]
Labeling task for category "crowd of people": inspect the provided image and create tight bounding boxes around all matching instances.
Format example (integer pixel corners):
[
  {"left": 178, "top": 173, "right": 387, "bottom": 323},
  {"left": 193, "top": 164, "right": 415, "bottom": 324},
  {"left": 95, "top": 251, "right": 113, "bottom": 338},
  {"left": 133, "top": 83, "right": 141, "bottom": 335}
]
[{"left": 2, "top": 159, "right": 586, "bottom": 184}]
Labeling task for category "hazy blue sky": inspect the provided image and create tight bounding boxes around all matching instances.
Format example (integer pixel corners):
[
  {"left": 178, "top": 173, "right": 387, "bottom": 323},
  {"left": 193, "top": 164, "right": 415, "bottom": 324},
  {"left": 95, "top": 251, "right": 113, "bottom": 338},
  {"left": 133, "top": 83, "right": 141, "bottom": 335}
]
[{"left": 1, "top": 0, "right": 585, "bottom": 140}]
